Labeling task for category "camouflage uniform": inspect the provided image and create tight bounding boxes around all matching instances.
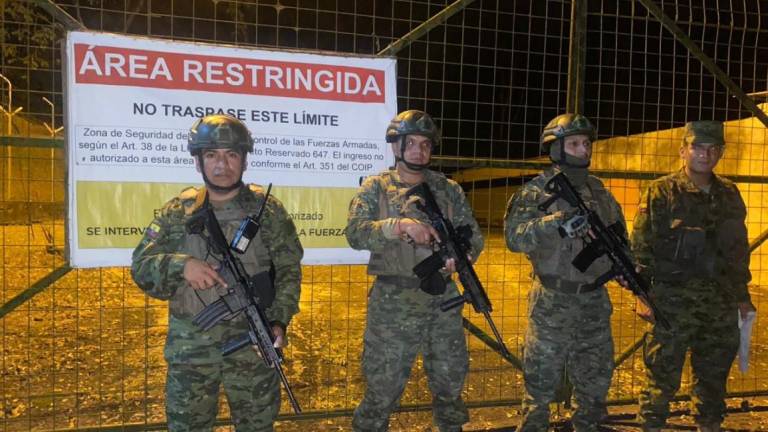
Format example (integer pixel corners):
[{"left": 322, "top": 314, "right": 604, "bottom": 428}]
[
  {"left": 632, "top": 168, "right": 750, "bottom": 429},
  {"left": 346, "top": 168, "right": 484, "bottom": 432},
  {"left": 132, "top": 184, "right": 303, "bottom": 431},
  {"left": 505, "top": 168, "right": 626, "bottom": 432}
]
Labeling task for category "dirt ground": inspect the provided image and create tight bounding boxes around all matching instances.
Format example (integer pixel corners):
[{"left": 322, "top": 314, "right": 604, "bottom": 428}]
[
  {"left": 273, "top": 398, "right": 768, "bottom": 431},
  {"left": 1, "top": 227, "right": 766, "bottom": 431}
]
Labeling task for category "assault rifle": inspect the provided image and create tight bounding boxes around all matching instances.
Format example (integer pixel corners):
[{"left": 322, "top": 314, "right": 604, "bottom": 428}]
[
  {"left": 537, "top": 171, "right": 671, "bottom": 330},
  {"left": 189, "top": 192, "right": 302, "bottom": 414},
  {"left": 405, "top": 183, "right": 511, "bottom": 357}
]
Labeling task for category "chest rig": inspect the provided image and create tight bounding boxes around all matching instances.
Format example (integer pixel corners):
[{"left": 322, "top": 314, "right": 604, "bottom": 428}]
[
  {"left": 169, "top": 186, "right": 274, "bottom": 319},
  {"left": 534, "top": 175, "right": 620, "bottom": 284},
  {"left": 367, "top": 170, "right": 454, "bottom": 277},
  {"left": 652, "top": 176, "right": 747, "bottom": 282}
]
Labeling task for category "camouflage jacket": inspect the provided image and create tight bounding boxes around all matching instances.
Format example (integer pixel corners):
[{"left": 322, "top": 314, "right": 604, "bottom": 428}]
[
  {"left": 631, "top": 169, "right": 751, "bottom": 303},
  {"left": 131, "top": 184, "right": 303, "bottom": 327},
  {"left": 346, "top": 168, "right": 484, "bottom": 276},
  {"left": 504, "top": 168, "right": 627, "bottom": 284}
]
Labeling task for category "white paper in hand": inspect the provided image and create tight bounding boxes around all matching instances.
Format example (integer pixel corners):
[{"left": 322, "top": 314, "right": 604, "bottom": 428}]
[{"left": 738, "top": 310, "right": 757, "bottom": 373}]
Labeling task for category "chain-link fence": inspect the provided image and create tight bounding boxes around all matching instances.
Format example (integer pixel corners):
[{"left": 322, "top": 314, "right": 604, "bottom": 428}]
[{"left": 1, "top": 0, "right": 767, "bottom": 430}]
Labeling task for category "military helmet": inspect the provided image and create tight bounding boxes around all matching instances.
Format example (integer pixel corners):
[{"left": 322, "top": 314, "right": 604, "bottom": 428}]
[
  {"left": 540, "top": 113, "right": 596, "bottom": 153},
  {"left": 385, "top": 110, "right": 440, "bottom": 147},
  {"left": 188, "top": 114, "right": 254, "bottom": 156}
]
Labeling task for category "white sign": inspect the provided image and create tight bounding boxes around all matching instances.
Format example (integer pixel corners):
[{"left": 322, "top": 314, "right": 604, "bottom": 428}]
[{"left": 65, "top": 31, "right": 397, "bottom": 267}]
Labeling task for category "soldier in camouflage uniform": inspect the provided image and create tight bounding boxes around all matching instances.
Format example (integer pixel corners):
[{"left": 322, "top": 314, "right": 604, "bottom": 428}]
[
  {"left": 632, "top": 121, "right": 754, "bottom": 432},
  {"left": 131, "top": 114, "right": 303, "bottom": 431},
  {"left": 346, "top": 110, "right": 484, "bottom": 432},
  {"left": 505, "top": 114, "right": 627, "bottom": 432}
]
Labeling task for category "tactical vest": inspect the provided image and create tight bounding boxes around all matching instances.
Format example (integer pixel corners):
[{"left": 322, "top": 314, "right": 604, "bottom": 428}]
[
  {"left": 532, "top": 175, "right": 621, "bottom": 283},
  {"left": 170, "top": 185, "right": 274, "bottom": 319},
  {"left": 367, "top": 170, "right": 454, "bottom": 276},
  {"left": 650, "top": 177, "right": 746, "bottom": 282}
]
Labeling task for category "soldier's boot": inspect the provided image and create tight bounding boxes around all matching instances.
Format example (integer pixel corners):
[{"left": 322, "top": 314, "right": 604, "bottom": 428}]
[{"left": 696, "top": 423, "right": 722, "bottom": 432}]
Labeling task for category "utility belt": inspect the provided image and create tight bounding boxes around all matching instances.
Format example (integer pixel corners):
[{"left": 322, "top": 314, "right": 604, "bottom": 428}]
[
  {"left": 538, "top": 275, "right": 601, "bottom": 295},
  {"left": 376, "top": 274, "right": 450, "bottom": 290}
]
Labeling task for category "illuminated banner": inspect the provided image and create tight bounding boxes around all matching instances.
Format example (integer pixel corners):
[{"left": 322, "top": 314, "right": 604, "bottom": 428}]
[{"left": 65, "top": 31, "right": 397, "bottom": 267}]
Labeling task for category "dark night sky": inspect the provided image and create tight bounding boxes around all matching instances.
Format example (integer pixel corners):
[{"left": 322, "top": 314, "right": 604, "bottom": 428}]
[{"left": 3, "top": 0, "right": 767, "bottom": 161}]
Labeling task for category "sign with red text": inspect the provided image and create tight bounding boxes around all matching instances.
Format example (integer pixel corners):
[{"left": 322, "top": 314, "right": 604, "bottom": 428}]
[{"left": 65, "top": 31, "right": 396, "bottom": 268}]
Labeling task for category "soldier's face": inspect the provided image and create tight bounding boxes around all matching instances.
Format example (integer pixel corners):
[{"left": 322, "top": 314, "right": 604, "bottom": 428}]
[
  {"left": 196, "top": 148, "right": 246, "bottom": 187},
  {"left": 562, "top": 134, "right": 593, "bottom": 160},
  {"left": 395, "top": 134, "right": 433, "bottom": 165},
  {"left": 680, "top": 142, "right": 723, "bottom": 174}
]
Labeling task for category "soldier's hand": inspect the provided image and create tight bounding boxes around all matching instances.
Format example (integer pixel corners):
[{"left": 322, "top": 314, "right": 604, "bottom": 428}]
[
  {"left": 397, "top": 218, "right": 439, "bottom": 245},
  {"left": 443, "top": 258, "right": 457, "bottom": 273},
  {"left": 183, "top": 258, "right": 227, "bottom": 290},
  {"left": 442, "top": 254, "right": 472, "bottom": 273},
  {"left": 615, "top": 274, "right": 630, "bottom": 289},
  {"left": 635, "top": 297, "right": 655, "bottom": 324},
  {"left": 271, "top": 325, "right": 287, "bottom": 349}
]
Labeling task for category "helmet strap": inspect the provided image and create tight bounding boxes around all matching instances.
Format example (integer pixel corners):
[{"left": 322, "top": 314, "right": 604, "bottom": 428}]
[{"left": 548, "top": 140, "right": 565, "bottom": 164}]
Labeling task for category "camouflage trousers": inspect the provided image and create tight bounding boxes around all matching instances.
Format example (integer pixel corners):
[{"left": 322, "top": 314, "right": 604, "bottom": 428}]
[
  {"left": 638, "top": 281, "right": 739, "bottom": 429},
  {"left": 164, "top": 318, "right": 281, "bottom": 431},
  {"left": 353, "top": 278, "right": 469, "bottom": 432},
  {"left": 519, "top": 281, "right": 614, "bottom": 432}
]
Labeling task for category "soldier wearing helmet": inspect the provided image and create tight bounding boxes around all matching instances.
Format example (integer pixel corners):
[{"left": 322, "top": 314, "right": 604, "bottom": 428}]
[
  {"left": 131, "top": 114, "right": 303, "bottom": 431},
  {"left": 504, "top": 113, "right": 627, "bottom": 431},
  {"left": 385, "top": 109, "right": 441, "bottom": 171},
  {"left": 540, "top": 113, "right": 596, "bottom": 167},
  {"left": 346, "top": 110, "right": 484, "bottom": 431},
  {"left": 187, "top": 114, "right": 254, "bottom": 194},
  {"left": 632, "top": 121, "right": 754, "bottom": 432}
]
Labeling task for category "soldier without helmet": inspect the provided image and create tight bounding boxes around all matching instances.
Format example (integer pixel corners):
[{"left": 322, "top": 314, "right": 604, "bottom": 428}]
[{"left": 633, "top": 120, "right": 755, "bottom": 432}]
